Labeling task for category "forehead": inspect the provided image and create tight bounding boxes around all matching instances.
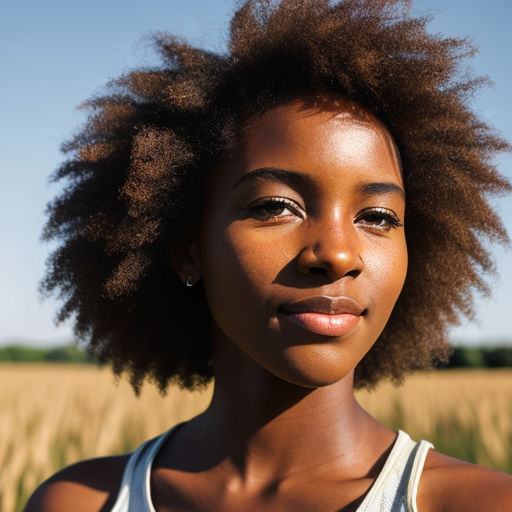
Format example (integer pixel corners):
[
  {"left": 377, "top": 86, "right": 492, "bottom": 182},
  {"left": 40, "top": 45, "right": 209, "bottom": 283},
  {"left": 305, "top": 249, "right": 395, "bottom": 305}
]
[{"left": 234, "top": 99, "right": 402, "bottom": 185}]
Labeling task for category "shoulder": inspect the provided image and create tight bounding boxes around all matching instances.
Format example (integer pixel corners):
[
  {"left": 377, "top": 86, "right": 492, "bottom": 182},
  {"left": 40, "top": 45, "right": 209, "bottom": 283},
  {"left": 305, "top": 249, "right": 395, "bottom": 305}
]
[
  {"left": 23, "top": 454, "right": 130, "bottom": 512},
  {"left": 417, "top": 449, "right": 512, "bottom": 512}
]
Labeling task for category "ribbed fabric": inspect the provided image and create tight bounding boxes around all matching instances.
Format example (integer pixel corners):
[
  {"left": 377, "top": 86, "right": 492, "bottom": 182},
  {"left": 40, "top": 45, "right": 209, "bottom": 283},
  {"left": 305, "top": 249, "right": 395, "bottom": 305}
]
[
  {"left": 110, "top": 426, "right": 432, "bottom": 512},
  {"left": 356, "top": 431, "right": 433, "bottom": 512}
]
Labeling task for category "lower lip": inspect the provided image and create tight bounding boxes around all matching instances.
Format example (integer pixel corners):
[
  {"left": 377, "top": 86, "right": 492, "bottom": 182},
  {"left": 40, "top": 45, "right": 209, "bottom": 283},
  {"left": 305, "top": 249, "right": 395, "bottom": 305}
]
[{"left": 281, "top": 312, "right": 361, "bottom": 337}]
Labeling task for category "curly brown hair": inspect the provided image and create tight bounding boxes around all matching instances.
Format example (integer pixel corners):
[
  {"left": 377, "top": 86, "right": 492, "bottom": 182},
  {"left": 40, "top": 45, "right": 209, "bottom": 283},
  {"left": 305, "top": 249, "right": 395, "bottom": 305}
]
[{"left": 41, "top": 0, "right": 510, "bottom": 393}]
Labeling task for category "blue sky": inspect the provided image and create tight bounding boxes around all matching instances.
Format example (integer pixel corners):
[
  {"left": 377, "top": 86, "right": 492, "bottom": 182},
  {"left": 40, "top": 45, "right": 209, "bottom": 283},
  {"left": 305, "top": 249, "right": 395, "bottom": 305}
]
[{"left": 1, "top": 0, "right": 510, "bottom": 346}]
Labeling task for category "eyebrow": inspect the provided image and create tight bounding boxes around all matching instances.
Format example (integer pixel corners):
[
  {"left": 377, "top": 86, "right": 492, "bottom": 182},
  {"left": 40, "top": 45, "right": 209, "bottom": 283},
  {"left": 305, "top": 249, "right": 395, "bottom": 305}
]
[
  {"left": 231, "top": 167, "right": 314, "bottom": 190},
  {"left": 232, "top": 166, "right": 404, "bottom": 198},
  {"left": 360, "top": 182, "right": 405, "bottom": 198}
]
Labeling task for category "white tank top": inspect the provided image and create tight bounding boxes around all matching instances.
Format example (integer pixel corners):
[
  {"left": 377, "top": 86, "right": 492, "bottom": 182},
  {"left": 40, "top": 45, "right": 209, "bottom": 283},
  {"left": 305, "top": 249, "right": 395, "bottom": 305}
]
[{"left": 110, "top": 426, "right": 433, "bottom": 512}]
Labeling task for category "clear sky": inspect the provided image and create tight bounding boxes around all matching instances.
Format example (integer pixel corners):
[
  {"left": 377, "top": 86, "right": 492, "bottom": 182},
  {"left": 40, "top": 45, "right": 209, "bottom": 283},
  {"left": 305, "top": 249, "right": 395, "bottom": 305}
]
[{"left": 1, "top": 0, "right": 510, "bottom": 347}]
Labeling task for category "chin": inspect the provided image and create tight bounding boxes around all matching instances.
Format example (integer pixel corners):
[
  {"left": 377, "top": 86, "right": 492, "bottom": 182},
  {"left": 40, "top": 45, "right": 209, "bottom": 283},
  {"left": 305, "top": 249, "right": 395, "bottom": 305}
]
[
  {"left": 269, "top": 345, "right": 359, "bottom": 388},
  {"left": 271, "top": 368, "right": 353, "bottom": 389}
]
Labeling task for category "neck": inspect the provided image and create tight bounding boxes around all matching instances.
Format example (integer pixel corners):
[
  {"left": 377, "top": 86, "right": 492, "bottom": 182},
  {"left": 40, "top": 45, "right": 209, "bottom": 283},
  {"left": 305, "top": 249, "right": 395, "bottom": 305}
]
[{"left": 178, "top": 333, "right": 384, "bottom": 485}]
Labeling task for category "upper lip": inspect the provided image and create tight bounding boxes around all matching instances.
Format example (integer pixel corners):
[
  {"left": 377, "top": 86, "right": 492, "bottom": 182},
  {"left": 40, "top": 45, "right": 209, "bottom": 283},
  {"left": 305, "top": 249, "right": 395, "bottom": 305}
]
[{"left": 279, "top": 296, "right": 366, "bottom": 316}]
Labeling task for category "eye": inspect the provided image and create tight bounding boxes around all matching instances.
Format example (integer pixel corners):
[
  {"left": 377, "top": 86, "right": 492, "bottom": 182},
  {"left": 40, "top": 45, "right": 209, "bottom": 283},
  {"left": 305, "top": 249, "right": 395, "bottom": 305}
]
[
  {"left": 247, "top": 197, "right": 304, "bottom": 222},
  {"left": 355, "top": 207, "right": 403, "bottom": 232}
]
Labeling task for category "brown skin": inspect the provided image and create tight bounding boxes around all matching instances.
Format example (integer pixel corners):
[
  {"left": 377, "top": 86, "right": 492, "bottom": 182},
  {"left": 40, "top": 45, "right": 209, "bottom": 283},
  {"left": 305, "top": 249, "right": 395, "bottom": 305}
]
[{"left": 25, "top": 100, "right": 512, "bottom": 511}]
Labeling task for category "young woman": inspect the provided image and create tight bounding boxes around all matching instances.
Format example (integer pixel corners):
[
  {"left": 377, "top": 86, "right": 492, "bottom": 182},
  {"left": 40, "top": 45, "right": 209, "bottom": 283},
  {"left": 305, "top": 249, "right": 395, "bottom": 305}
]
[{"left": 26, "top": 1, "right": 512, "bottom": 510}]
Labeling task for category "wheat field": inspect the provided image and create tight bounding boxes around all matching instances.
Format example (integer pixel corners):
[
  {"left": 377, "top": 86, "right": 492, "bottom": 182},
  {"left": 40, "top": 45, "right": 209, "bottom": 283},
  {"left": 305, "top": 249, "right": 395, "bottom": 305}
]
[{"left": 2, "top": 364, "right": 511, "bottom": 512}]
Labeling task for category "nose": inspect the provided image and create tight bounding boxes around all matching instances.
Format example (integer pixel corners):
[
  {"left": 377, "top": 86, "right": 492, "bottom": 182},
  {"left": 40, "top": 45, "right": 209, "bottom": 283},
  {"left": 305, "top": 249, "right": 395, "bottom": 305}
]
[{"left": 296, "top": 219, "right": 363, "bottom": 282}]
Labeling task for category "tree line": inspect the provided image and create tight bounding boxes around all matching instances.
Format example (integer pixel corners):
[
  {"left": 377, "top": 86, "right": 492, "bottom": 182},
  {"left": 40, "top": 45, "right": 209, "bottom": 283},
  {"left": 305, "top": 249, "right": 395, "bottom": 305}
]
[
  {"left": 442, "top": 345, "right": 512, "bottom": 368},
  {"left": 0, "top": 343, "right": 99, "bottom": 364},
  {"left": 1, "top": 343, "right": 512, "bottom": 368}
]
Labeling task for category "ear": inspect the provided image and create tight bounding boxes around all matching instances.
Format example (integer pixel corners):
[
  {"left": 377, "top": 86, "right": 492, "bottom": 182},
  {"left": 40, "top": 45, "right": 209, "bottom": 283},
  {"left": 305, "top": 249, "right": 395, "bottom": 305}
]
[{"left": 168, "top": 223, "right": 201, "bottom": 286}]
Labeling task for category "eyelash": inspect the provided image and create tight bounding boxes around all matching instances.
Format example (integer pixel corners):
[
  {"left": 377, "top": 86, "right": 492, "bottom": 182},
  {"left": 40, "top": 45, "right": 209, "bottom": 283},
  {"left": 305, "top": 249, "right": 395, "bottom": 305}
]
[
  {"left": 355, "top": 207, "right": 403, "bottom": 232},
  {"left": 247, "top": 198, "right": 403, "bottom": 231},
  {"left": 247, "top": 197, "right": 304, "bottom": 221}
]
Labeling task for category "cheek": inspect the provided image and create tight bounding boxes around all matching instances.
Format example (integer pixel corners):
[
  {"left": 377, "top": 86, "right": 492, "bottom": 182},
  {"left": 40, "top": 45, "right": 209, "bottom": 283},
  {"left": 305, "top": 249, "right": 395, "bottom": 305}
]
[
  {"left": 366, "top": 235, "right": 408, "bottom": 318},
  {"left": 198, "top": 221, "right": 282, "bottom": 341}
]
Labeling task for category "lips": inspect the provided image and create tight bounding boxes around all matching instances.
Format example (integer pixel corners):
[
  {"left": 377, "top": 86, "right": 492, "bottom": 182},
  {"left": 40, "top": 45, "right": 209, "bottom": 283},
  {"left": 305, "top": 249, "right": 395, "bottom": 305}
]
[{"left": 279, "top": 296, "right": 366, "bottom": 337}]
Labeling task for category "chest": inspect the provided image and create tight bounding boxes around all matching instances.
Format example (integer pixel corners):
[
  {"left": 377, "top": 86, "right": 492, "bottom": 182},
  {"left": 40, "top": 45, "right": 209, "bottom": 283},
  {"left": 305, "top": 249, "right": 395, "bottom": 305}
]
[
  {"left": 110, "top": 429, "right": 427, "bottom": 512},
  {"left": 149, "top": 469, "right": 374, "bottom": 512}
]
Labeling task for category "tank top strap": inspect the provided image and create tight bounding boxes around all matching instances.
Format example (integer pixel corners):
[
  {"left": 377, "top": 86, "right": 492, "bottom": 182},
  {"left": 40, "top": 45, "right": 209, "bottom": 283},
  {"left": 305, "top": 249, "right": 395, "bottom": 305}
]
[
  {"left": 110, "top": 424, "right": 181, "bottom": 512},
  {"left": 357, "top": 430, "right": 433, "bottom": 512},
  {"left": 406, "top": 438, "right": 433, "bottom": 511},
  {"left": 111, "top": 427, "right": 432, "bottom": 512}
]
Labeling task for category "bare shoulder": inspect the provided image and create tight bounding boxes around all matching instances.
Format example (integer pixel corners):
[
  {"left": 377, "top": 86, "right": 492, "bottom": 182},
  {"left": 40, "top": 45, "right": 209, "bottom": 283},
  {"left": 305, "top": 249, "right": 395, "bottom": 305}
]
[
  {"left": 24, "top": 454, "right": 130, "bottom": 512},
  {"left": 418, "top": 449, "right": 512, "bottom": 512}
]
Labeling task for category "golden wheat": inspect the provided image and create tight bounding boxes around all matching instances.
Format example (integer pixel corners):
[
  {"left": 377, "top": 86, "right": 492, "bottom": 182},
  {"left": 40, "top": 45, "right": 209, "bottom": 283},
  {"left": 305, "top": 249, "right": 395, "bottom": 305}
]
[
  {"left": 0, "top": 364, "right": 211, "bottom": 512},
  {"left": 1, "top": 365, "right": 511, "bottom": 512},
  {"left": 356, "top": 370, "right": 512, "bottom": 472}
]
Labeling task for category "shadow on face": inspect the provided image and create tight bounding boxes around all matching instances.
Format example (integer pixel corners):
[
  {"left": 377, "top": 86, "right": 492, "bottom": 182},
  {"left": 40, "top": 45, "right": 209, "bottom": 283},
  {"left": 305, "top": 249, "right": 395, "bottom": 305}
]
[{"left": 190, "top": 95, "right": 407, "bottom": 389}]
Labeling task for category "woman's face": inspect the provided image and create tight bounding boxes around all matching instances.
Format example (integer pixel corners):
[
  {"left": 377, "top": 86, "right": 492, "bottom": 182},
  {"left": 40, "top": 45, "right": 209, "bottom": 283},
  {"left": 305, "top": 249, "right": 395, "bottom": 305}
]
[{"left": 198, "top": 99, "right": 407, "bottom": 388}]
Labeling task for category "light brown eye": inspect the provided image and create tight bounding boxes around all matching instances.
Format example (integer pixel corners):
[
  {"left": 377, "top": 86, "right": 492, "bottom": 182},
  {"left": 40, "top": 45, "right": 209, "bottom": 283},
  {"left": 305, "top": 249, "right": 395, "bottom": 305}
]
[
  {"left": 247, "top": 197, "right": 304, "bottom": 222},
  {"left": 256, "top": 203, "right": 286, "bottom": 218},
  {"left": 356, "top": 207, "right": 403, "bottom": 232}
]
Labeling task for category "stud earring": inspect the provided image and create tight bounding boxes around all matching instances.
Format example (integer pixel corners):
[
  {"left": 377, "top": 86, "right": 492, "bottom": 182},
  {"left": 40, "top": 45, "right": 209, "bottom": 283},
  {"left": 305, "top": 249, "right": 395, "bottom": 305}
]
[{"left": 185, "top": 275, "right": 195, "bottom": 287}]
